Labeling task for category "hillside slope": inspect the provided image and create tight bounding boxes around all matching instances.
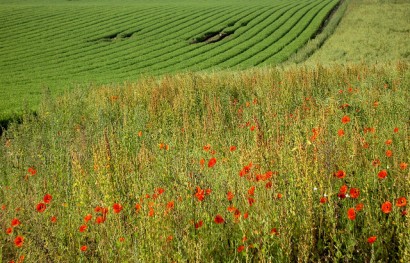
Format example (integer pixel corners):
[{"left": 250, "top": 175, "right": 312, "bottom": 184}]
[
  {"left": 306, "top": 0, "right": 410, "bottom": 63},
  {"left": 0, "top": 0, "right": 339, "bottom": 121}
]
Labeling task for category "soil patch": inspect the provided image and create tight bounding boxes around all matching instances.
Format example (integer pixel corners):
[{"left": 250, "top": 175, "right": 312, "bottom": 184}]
[
  {"left": 191, "top": 31, "right": 233, "bottom": 44},
  {"left": 311, "top": 0, "right": 344, "bottom": 40},
  {"left": 90, "top": 30, "right": 140, "bottom": 42}
]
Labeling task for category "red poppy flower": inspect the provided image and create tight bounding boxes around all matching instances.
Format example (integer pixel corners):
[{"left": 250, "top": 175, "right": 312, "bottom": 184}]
[
  {"left": 267, "top": 228, "right": 277, "bottom": 236},
  {"left": 195, "top": 220, "right": 203, "bottom": 229},
  {"left": 156, "top": 188, "right": 165, "bottom": 195},
  {"left": 230, "top": 146, "right": 237, "bottom": 152},
  {"left": 349, "top": 188, "right": 360, "bottom": 199},
  {"left": 341, "top": 115, "right": 350, "bottom": 124},
  {"left": 227, "top": 191, "right": 234, "bottom": 201},
  {"left": 386, "top": 150, "right": 392, "bottom": 157},
  {"left": 338, "top": 193, "right": 346, "bottom": 199},
  {"left": 337, "top": 129, "right": 345, "bottom": 137},
  {"left": 381, "top": 201, "right": 392, "bottom": 214},
  {"left": 237, "top": 245, "right": 245, "bottom": 253},
  {"left": 334, "top": 170, "right": 346, "bottom": 179},
  {"left": 248, "top": 197, "right": 255, "bottom": 206},
  {"left": 355, "top": 203, "right": 364, "bottom": 211},
  {"left": 203, "top": 144, "right": 211, "bottom": 152},
  {"left": 277, "top": 193, "right": 283, "bottom": 199},
  {"left": 396, "top": 197, "right": 407, "bottom": 207},
  {"left": 347, "top": 208, "right": 356, "bottom": 220},
  {"left": 400, "top": 162, "right": 408, "bottom": 170},
  {"left": 339, "top": 184, "right": 348, "bottom": 195},
  {"left": 248, "top": 186, "right": 255, "bottom": 196},
  {"left": 135, "top": 203, "right": 142, "bottom": 212},
  {"left": 402, "top": 210, "right": 408, "bottom": 216},
  {"left": 265, "top": 171, "right": 274, "bottom": 180},
  {"left": 113, "top": 203, "right": 122, "bottom": 214},
  {"left": 43, "top": 194, "right": 52, "bottom": 204},
  {"left": 394, "top": 127, "right": 399, "bottom": 133},
  {"left": 265, "top": 181, "right": 272, "bottom": 189},
  {"left": 255, "top": 173, "right": 263, "bottom": 181},
  {"left": 11, "top": 218, "right": 21, "bottom": 227},
  {"left": 95, "top": 216, "right": 105, "bottom": 224},
  {"left": 311, "top": 128, "right": 319, "bottom": 141},
  {"left": 148, "top": 208, "right": 155, "bottom": 217},
  {"left": 51, "top": 216, "right": 57, "bottom": 223},
  {"left": 80, "top": 245, "right": 87, "bottom": 252},
  {"left": 199, "top": 158, "right": 205, "bottom": 167},
  {"left": 208, "top": 157, "right": 217, "bottom": 168},
  {"left": 227, "top": 206, "right": 236, "bottom": 212},
  {"left": 36, "top": 203, "right": 46, "bottom": 212},
  {"left": 79, "top": 225, "right": 87, "bottom": 233},
  {"left": 195, "top": 186, "right": 205, "bottom": 201},
  {"left": 367, "top": 236, "right": 377, "bottom": 244},
  {"left": 84, "top": 214, "right": 92, "bottom": 223},
  {"left": 239, "top": 163, "right": 252, "bottom": 177},
  {"left": 385, "top": 139, "right": 392, "bottom": 145},
  {"left": 6, "top": 227, "right": 12, "bottom": 234},
  {"left": 214, "top": 214, "right": 224, "bottom": 224},
  {"left": 378, "top": 170, "right": 387, "bottom": 179},
  {"left": 28, "top": 167, "right": 36, "bottom": 176},
  {"left": 158, "top": 143, "right": 169, "bottom": 150},
  {"left": 166, "top": 201, "right": 175, "bottom": 211},
  {"left": 320, "top": 197, "right": 327, "bottom": 204},
  {"left": 14, "top": 236, "right": 24, "bottom": 247}
]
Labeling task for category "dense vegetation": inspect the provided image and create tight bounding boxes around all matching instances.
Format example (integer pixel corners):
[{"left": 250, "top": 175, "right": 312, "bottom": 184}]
[
  {"left": 307, "top": 0, "right": 410, "bottom": 64},
  {"left": 1, "top": 0, "right": 409, "bottom": 262},
  {"left": 1, "top": 63, "right": 409, "bottom": 262},
  {"left": 0, "top": 0, "right": 340, "bottom": 121}
]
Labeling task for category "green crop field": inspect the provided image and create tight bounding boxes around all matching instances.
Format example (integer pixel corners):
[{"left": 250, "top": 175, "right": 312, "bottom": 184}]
[{"left": 0, "top": 0, "right": 340, "bottom": 121}]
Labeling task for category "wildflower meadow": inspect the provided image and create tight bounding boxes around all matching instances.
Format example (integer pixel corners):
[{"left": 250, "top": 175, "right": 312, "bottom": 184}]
[{"left": 0, "top": 63, "right": 409, "bottom": 262}]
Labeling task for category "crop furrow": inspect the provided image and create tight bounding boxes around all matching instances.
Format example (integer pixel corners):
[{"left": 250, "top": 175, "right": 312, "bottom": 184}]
[
  {"left": 214, "top": 0, "right": 325, "bottom": 69},
  {"left": 144, "top": 1, "right": 298, "bottom": 74}
]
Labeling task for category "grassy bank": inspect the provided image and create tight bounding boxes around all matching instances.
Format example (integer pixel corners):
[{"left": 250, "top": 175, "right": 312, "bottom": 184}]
[
  {"left": 1, "top": 62, "right": 409, "bottom": 262},
  {"left": 306, "top": 0, "right": 410, "bottom": 63}
]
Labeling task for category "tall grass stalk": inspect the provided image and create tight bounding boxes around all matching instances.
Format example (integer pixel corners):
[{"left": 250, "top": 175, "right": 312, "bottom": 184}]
[{"left": 1, "top": 62, "right": 409, "bottom": 262}]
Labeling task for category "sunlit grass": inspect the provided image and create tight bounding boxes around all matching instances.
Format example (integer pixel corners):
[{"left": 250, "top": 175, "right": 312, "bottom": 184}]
[{"left": 0, "top": 62, "right": 409, "bottom": 262}]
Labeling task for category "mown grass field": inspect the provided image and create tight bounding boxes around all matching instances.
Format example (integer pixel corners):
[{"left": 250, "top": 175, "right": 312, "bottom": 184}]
[
  {"left": 1, "top": 0, "right": 410, "bottom": 262},
  {"left": 0, "top": 0, "right": 340, "bottom": 121}
]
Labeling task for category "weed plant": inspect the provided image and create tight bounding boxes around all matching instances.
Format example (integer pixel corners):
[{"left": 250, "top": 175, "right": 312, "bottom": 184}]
[{"left": 0, "top": 62, "right": 409, "bottom": 262}]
